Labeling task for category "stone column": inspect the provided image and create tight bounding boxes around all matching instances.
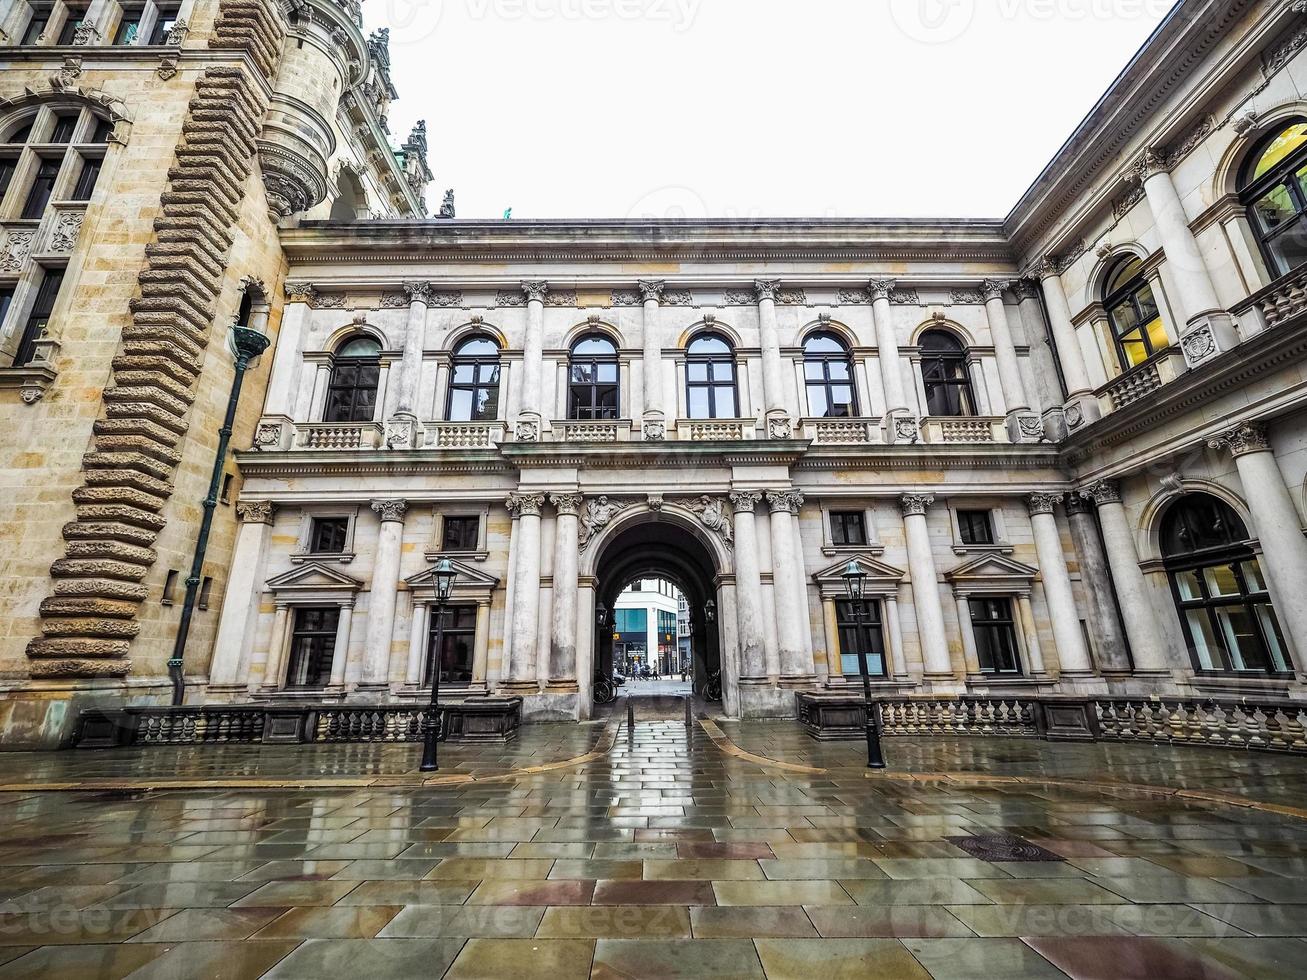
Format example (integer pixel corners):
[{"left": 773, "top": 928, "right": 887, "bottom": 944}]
[
  {"left": 821, "top": 597, "right": 844, "bottom": 684},
  {"left": 387, "top": 281, "right": 431, "bottom": 449},
  {"left": 405, "top": 601, "right": 428, "bottom": 687},
  {"left": 885, "top": 598, "right": 908, "bottom": 678},
  {"left": 1011, "top": 278, "right": 1066, "bottom": 441},
  {"left": 517, "top": 281, "right": 548, "bottom": 441},
  {"left": 260, "top": 602, "right": 292, "bottom": 692},
  {"left": 1079, "top": 481, "right": 1171, "bottom": 673},
  {"left": 1210, "top": 422, "right": 1307, "bottom": 660},
  {"left": 260, "top": 288, "right": 311, "bottom": 445},
  {"left": 505, "top": 491, "right": 546, "bottom": 690},
  {"left": 1017, "top": 595, "right": 1046, "bottom": 675},
  {"left": 766, "top": 489, "right": 812, "bottom": 684},
  {"left": 328, "top": 600, "right": 354, "bottom": 689},
  {"left": 1027, "top": 493, "right": 1095, "bottom": 675},
  {"left": 1035, "top": 259, "right": 1100, "bottom": 428},
  {"left": 955, "top": 594, "right": 983, "bottom": 676},
  {"left": 868, "top": 279, "right": 912, "bottom": 438},
  {"left": 1064, "top": 494, "right": 1132, "bottom": 674},
  {"left": 901, "top": 493, "right": 953, "bottom": 679},
  {"left": 638, "top": 280, "right": 666, "bottom": 440},
  {"left": 980, "top": 279, "right": 1040, "bottom": 443},
  {"left": 755, "top": 280, "right": 794, "bottom": 437},
  {"left": 730, "top": 491, "right": 768, "bottom": 685},
  {"left": 549, "top": 493, "right": 583, "bottom": 689},
  {"left": 472, "top": 600, "right": 492, "bottom": 689},
  {"left": 1128, "top": 149, "right": 1239, "bottom": 366},
  {"left": 359, "top": 499, "right": 407, "bottom": 694},
  {"left": 209, "top": 501, "right": 274, "bottom": 688}
]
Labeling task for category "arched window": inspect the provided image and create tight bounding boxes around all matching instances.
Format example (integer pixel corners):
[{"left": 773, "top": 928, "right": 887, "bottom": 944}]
[
  {"left": 686, "top": 333, "right": 738, "bottom": 420},
  {"left": 323, "top": 336, "right": 381, "bottom": 423},
  {"left": 1240, "top": 121, "right": 1307, "bottom": 278},
  {"left": 446, "top": 336, "right": 501, "bottom": 422},
  {"left": 803, "top": 331, "right": 857, "bottom": 418},
  {"left": 919, "top": 330, "right": 976, "bottom": 417},
  {"left": 568, "top": 334, "right": 619, "bottom": 420},
  {"left": 1104, "top": 257, "right": 1167, "bottom": 369},
  {"left": 1161, "top": 493, "right": 1289, "bottom": 675}
]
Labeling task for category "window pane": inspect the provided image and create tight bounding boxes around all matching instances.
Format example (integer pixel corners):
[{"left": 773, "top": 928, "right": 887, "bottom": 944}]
[
  {"left": 448, "top": 388, "right": 473, "bottom": 421},
  {"left": 687, "top": 362, "right": 708, "bottom": 382},
  {"left": 1202, "top": 565, "right": 1241, "bottom": 599},
  {"left": 830, "top": 386, "right": 854, "bottom": 415},
  {"left": 1265, "top": 223, "right": 1307, "bottom": 277},
  {"left": 1186, "top": 610, "right": 1224, "bottom": 670},
  {"left": 1256, "top": 604, "right": 1291, "bottom": 672},
  {"left": 804, "top": 361, "right": 825, "bottom": 381},
  {"left": 807, "top": 386, "right": 830, "bottom": 418},
  {"left": 443, "top": 516, "right": 479, "bottom": 551},
  {"left": 452, "top": 364, "right": 475, "bottom": 384},
  {"left": 1119, "top": 334, "right": 1149, "bottom": 368},
  {"left": 597, "top": 363, "right": 618, "bottom": 383},
  {"left": 1215, "top": 605, "right": 1268, "bottom": 672},
  {"left": 1173, "top": 569, "right": 1203, "bottom": 602},
  {"left": 1110, "top": 300, "right": 1140, "bottom": 335},
  {"left": 1241, "top": 560, "right": 1269, "bottom": 594},
  {"left": 827, "top": 361, "right": 851, "bottom": 381},
  {"left": 687, "top": 388, "right": 709, "bottom": 419},
  {"left": 1251, "top": 124, "right": 1307, "bottom": 182},
  {"left": 713, "top": 386, "right": 735, "bottom": 419},
  {"left": 472, "top": 386, "right": 497, "bottom": 421},
  {"left": 1144, "top": 316, "right": 1170, "bottom": 354}
]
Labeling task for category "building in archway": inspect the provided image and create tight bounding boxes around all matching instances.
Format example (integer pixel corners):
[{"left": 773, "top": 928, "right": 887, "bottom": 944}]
[{"left": 2, "top": 0, "right": 1307, "bottom": 741}]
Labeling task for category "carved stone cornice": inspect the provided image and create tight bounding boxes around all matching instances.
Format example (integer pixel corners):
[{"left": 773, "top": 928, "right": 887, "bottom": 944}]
[
  {"left": 1078, "top": 480, "right": 1122, "bottom": 507},
  {"left": 236, "top": 500, "right": 274, "bottom": 525},
  {"left": 521, "top": 281, "right": 549, "bottom": 304},
  {"left": 729, "top": 490, "right": 763, "bottom": 515},
  {"left": 550, "top": 492, "right": 583, "bottom": 517},
  {"left": 371, "top": 499, "right": 409, "bottom": 523},
  {"left": 1208, "top": 421, "right": 1271, "bottom": 458},
  {"left": 899, "top": 493, "right": 936, "bottom": 518},
  {"left": 765, "top": 489, "right": 805, "bottom": 515},
  {"left": 507, "top": 491, "right": 546, "bottom": 518},
  {"left": 637, "top": 280, "right": 665, "bottom": 304},
  {"left": 1027, "top": 492, "right": 1064, "bottom": 517},
  {"left": 403, "top": 281, "right": 433, "bottom": 305},
  {"left": 754, "top": 279, "right": 781, "bottom": 303}
]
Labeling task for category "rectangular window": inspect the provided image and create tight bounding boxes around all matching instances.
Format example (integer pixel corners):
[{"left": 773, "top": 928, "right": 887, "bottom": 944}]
[
  {"left": 161, "top": 569, "right": 179, "bottom": 605},
  {"left": 49, "top": 116, "right": 78, "bottom": 145},
  {"left": 957, "top": 509, "right": 995, "bottom": 546},
  {"left": 197, "top": 576, "right": 213, "bottom": 611},
  {"left": 308, "top": 517, "right": 349, "bottom": 555},
  {"left": 0, "top": 157, "right": 17, "bottom": 201},
  {"left": 0, "top": 286, "right": 13, "bottom": 333},
  {"left": 614, "top": 607, "right": 646, "bottom": 635},
  {"left": 148, "top": 10, "right": 179, "bottom": 44},
  {"left": 70, "top": 157, "right": 101, "bottom": 201},
  {"left": 57, "top": 10, "right": 86, "bottom": 45},
  {"left": 285, "top": 607, "right": 339, "bottom": 689},
  {"left": 13, "top": 268, "right": 64, "bottom": 367},
  {"left": 442, "top": 515, "right": 480, "bottom": 553},
  {"left": 219, "top": 473, "right": 234, "bottom": 505},
  {"left": 21, "top": 158, "right": 61, "bottom": 219},
  {"left": 22, "top": 13, "right": 51, "bottom": 44},
  {"left": 91, "top": 118, "right": 114, "bottom": 143},
  {"left": 970, "top": 597, "right": 1022, "bottom": 674},
  {"left": 835, "top": 599, "right": 887, "bottom": 678},
  {"left": 114, "top": 11, "right": 142, "bottom": 44},
  {"left": 426, "top": 604, "right": 476, "bottom": 686},
  {"left": 830, "top": 510, "right": 867, "bottom": 547}
]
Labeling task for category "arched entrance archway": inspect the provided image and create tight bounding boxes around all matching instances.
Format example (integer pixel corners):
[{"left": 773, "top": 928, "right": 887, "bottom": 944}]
[{"left": 589, "top": 513, "right": 732, "bottom": 717}]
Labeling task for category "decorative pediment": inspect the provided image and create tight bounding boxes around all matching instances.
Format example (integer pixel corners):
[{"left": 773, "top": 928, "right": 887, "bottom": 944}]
[
  {"left": 944, "top": 553, "right": 1039, "bottom": 596},
  {"left": 812, "top": 555, "right": 905, "bottom": 599},
  {"left": 406, "top": 560, "right": 500, "bottom": 601},
  {"left": 265, "top": 562, "right": 363, "bottom": 594}
]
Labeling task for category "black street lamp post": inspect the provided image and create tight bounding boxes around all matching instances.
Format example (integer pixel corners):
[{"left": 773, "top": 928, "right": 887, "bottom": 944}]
[
  {"left": 420, "top": 558, "right": 458, "bottom": 772},
  {"left": 841, "top": 559, "right": 887, "bottom": 769},
  {"left": 168, "top": 321, "right": 270, "bottom": 706}
]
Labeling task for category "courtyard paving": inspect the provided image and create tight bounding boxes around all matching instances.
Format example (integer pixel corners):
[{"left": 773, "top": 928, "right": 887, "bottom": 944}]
[{"left": 0, "top": 716, "right": 1303, "bottom": 977}]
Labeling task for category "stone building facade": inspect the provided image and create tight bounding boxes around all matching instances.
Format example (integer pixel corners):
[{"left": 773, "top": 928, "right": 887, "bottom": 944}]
[{"left": 3, "top": 0, "right": 1307, "bottom": 741}]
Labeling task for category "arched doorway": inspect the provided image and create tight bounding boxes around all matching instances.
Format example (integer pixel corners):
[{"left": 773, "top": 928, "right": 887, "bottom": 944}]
[{"left": 591, "top": 515, "right": 728, "bottom": 716}]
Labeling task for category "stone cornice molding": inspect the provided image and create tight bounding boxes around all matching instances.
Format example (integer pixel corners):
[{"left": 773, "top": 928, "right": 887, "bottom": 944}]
[
  {"left": 1208, "top": 420, "right": 1271, "bottom": 458},
  {"left": 899, "top": 493, "right": 936, "bottom": 518},
  {"left": 371, "top": 498, "right": 409, "bottom": 523}
]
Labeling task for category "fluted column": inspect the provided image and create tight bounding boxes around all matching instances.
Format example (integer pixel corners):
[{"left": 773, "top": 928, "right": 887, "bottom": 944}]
[
  {"left": 755, "top": 280, "right": 793, "bottom": 437},
  {"left": 517, "top": 281, "right": 548, "bottom": 441},
  {"left": 1127, "top": 149, "right": 1238, "bottom": 366},
  {"left": 505, "top": 491, "right": 546, "bottom": 690},
  {"left": 868, "top": 279, "right": 912, "bottom": 435},
  {"left": 1035, "top": 259, "right": 1100, "bottom": 429},
  {"left": 980, "top": 279, "right": 1040, "bottom": 443},
  {"left": 209, "top": 501, "right": 275, "bottom": 688},
  {"left": 1027, "top": 493, "right": 1095, "bottom": 675},
  {"left": 638, "top": 281, "right": 666, "bottom": 440},
  {"left": 360, "top": 499, "right": 407, "bottom": 693},
  {"left": 1210, "top": 422, "right": 1307, "bottom": 660},
  {"left": 730, "top": 491, "right": 769, "bottom": 685},
  {"left": 901, "top": 493, "right": 952, "bottom": 678},
  {"left": 549, "top": 493, "right": 582, "bottom": 689},
  {"left": 1079, "top": 481, "right": 1171, "bottom": 673},
  {"left": 766, "top": 489, "right": 812, "bottom": 683}
]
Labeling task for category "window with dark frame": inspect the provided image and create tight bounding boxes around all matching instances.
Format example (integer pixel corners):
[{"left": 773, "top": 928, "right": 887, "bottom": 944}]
[
  {"left": 686, "top": 333, "right": 738, "bottom": 420},
  {"left": 308, "top": 517, "right": 350, "bottom": 555},
  {"left": 0, "top": 285, "right": 14, "bottom": 332},
  {"left": 48, "top": 115, "right": 77, "bottom": 144},
  {"left": 70, "top": 157, "right": 101, "bottom": 201},
  {"left": 803, "top": 331, "right": 857, "bottom": 418},
  {"left": 568, "top": 334, "right": 620, "bottom": 420},
  {"left": 442, "top": 515, "right": 480, "bottom": 552},
  {"left": 829, "top": 510, "right": 867, "bottom": 547},
  {"left": 198, "top": 576, "right": 213, "bottom": 611},
  {"left": 1104, "top": 257, "right": 1168, "bottom": 369},
  {"left": 1241, "top": 121, "right": 1307, "bottom": 279},
  {"left": 323, "top": 336, "right": 381, "bottom": 423},
  {"left": 957, "top": 509, "right": 995, "bottom": 546},
  {"left": 970, "top": 597, "right": 1023, "bottom": 674},
  {"left": 920, "top": 330, "right": 977, "bottom": 417},
  {"left": 148, "top": 9, "right": 180, "bottom": 44},
  {"left": 425, "top": 604, "right": 476, "bottom": 686},
  {"left": 0, "top": 157, "right": 17, "bottom": 200},
  {"left": 13, "top": 268, "right": 64, "bottom": 367},
  {"left": 835, "top": 598, "right": 887, "bottom": 678},
  {"left": 446, "top": 336, "right": 500, "bottom": 422},
  {"left": 57, "top": 10, "right": 86, "bottom": 45},
  {"left": 21, "top": 158, "right": 61, "bottom": 219},
  {"left": 285, "top": 606, "right": 339, "bottom": 689},
  {"left": 114, "top": 9, "right": 143, "bottom": 44},
  {"left": 21, "top": 12, "right": 50, "bottom": 45}
]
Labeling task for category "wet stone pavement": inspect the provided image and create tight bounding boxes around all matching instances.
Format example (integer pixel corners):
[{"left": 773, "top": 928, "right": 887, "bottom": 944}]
[{"left": 0, "top": 720, "right": 1304, "bottom": 978}]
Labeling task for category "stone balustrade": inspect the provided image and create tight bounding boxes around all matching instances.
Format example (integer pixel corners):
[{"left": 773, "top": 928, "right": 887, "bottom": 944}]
[
  {"left": 553, "top": 419, "right": 633, "bottom": 443},
  {"left": 423, "top": 421, "right": 505, "bottom": 449},
  {"left": 803, "top": 418, "right": 882, "bottom": 445},
  {"left": 676, "top": 419, "right": 751, "bottom": 441},
  {"left": 922, "top": 417, "right": 1005, "bottom": 444},
  {"left": 294, "top": 421, "right": 385, "bottom": 450},
  {"left": 1252, "top": 263, "right": 1307, "bottom": 329}
]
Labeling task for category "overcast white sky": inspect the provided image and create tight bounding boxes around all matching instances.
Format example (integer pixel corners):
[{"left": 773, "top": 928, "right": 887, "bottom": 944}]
[{"left": 364, "top": 0, "right": 1177, "bottom": 220}]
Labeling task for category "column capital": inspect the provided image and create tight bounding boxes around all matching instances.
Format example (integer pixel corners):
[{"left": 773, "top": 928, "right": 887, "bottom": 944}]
[
  {"left": 371, "top": 499, "right": 409, "bottom": 523},
  {"left": 765, "top": 489, "right": 804, "bottom": 515},
  {"left": 1078, "top": 480, "right": 1122, "bottom": 507},
  {"left": 867, "top": 278, "right": 896, "bottom": 300},
  {"left": 507, "top": 491, "right": 546, "bottom": 518},
  {"left": 1027, "top": 492, "right": 1064, "bottom": 517},
  {"left": 1208, "top": 421, "right": 1271, "bottom": 458},
  {"left": 236, "top": 500, "right": 274, "bottom": 525},
  {"left": 1064, "top": 493, "right": 1093, "bottom": 516},
  {"left": 402, "top": 281, "right": 434, "bottom": 305},
  {"left": 284, "top": 282, "right": 318, "bottom": 304},
  {"left": 899, "top": 493, "right": 936, "bottom": 518},
  {"left": 1124, "top": 147, "right": 1168, "bottom": 185},
  {"left": 1033, "top": 256, "right": 1061, "bottom": 280},
  {"left": 979, "top": 278, "right": 1011, "bottom": 302},
  {"left": 521, "top": 280, "right": 549, "bottom": 304},
  {"left": 754, "top": 279, "right": 781, "bottom": 303},
  {"left": 550, "top": 492, "right": 584, "bottom": 517},
  {"left": 1011, "top": 278, "right": 1041, "bottom": 303},
  {"left": 729, "top": 490, "right": 763, "bottom": 515},
  {"left": 637, "top": 280, "right": 666, "bottom": 304}
]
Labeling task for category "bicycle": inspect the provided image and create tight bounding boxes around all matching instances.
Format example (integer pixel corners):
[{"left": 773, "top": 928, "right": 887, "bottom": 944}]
[
  {"left": 593, "top": 675, "right": 617, "bottom": 705},
  {"left": 704, "top": 670, "right": 723, "bottom": 703}
]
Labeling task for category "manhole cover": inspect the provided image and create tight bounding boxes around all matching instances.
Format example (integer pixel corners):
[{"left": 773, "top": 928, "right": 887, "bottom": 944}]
[{"left": 945, "top": 834, "right": 1065, "bottom": 863}]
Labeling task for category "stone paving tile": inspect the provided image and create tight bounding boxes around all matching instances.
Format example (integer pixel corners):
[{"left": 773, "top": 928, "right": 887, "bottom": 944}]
[
  {"left": 591, "top": 938, "right": 763, "bottom": 978},
  {"left": 1179, "top": 937, "right": 1307, "bottom": 978},
  {"left": 379, "top": 905, "right": 546, "bottom": 938},
  {"left": 445, "top": 938, "right": 594, "bottom": 979},
  {"left": 804, "top": 904, "right": 975, "bottom": 938},
  {"left": 125, "top": 906, "right": 289, "bottom": 942},
  {"left": 967, "top": 877, "right": 1132, "bottom": 905},
  {"left": 537, "top": 905, "right": 692, "bottom": 938},
  {"left": 902, "top": 937, "right": 1068, "bottom": 979},
  {"left": 261, "top": 938, "right": 467, "bottom": 979},
  {"left": 1187, "top": 903, "right": 1307, "bottom": 937},
  {"left": 252, "top": 904, "right": 403, "bottom": 939},
  {"left": 1024, "top": 935, "right": 1245, "bottom": 980},
  {"left": 118, "top": 939, "right": 301, "bottom": 979},
  {"left": 230, "top": 878, "right": 359, "bottom": 907},
  {"left": 0, "top": 942, "right": 170, "bottom": 979},
  {"left": 754, "top": 937, "right": 932, "bottom": 978},
  {"left": 467, "top": 879, "right": 596, "bottom": 906},
  {"left": 713, "top": 879, "right": 854, "bottom": 906},
  {"left": 947, "top": 903, "right": 1135, "bottom": 937},
  {"left": 591, "top": 879, "right": 716, "bottom": 906},
  {"left": 689, "top": 906, "right": 818, "bottom": 938}
]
